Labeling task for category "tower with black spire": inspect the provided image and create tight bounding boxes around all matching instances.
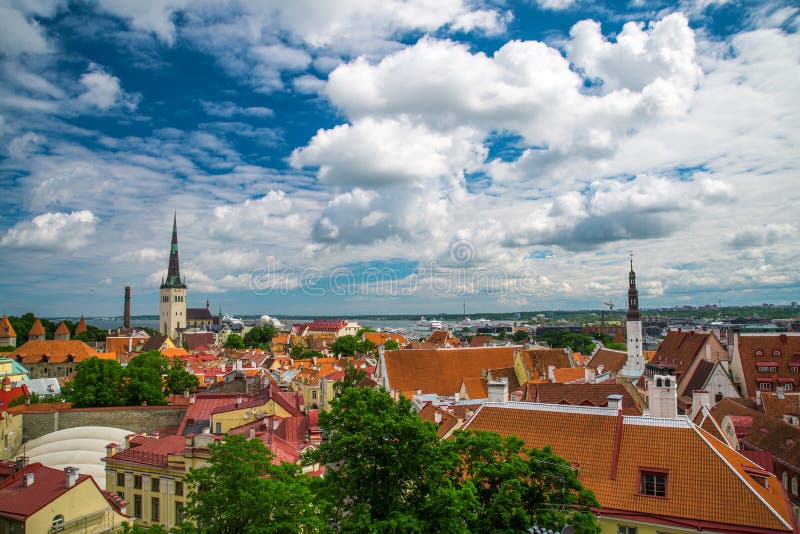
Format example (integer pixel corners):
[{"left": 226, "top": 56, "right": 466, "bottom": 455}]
[
  {"left": 159, "top": 213, "right": 187, "bottom": 339},
  {"left": 621, "top": 252, "right": 644, "bottom": 378}
]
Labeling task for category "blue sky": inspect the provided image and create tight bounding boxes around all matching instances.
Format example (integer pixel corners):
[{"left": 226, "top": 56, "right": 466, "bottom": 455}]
[{"left": 0, "top": 0, "right": 798, "bottom": 317}]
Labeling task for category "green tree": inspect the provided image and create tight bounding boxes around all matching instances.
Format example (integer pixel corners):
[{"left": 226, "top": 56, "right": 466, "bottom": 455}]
[
  {"left": 224, "top": 334, "right": 245, "bottom": 350},
  {"left": 185, "top": 434, "right": 327, "bottom": 534},
  {"left": 356, "top": 327, "right": 376, "bottom": 338},
  {"left": 445, "top": 430, "right": 599, "bottom": 533},
  {"left": 67, "top": 357, "right": 126, "bottom": 408},
  {"left": 512, "top": 330, "right": 529, "bottom": 343},
  {"left": 307, "top": 387, "right": 474, "bottom": 532},
  {"left": 605, "top": 342, "right": 627, "bottom": 351},
  {"left": 165, "top": 358, "right": 200, "bottom": 394},
  {"left": 358, "top": 339, "right": 377, "bottom": 355},
  {"left": 332, "top": 363, "right": 366, "bottom": 395},
  {"left": 243, "top": 324, "right": 277, "bottom": 348},
  {"left": 297, "top": 350, "right": 323, "bottom": 360},
  {"left": 125, "top": 351, "right": 168, "bottom": 406},
  {"left": 330, "top": 335, "right": 359, "bottom": 357},
  {"left": 383, "top": 339, "right": 400, "bottom": 351}
]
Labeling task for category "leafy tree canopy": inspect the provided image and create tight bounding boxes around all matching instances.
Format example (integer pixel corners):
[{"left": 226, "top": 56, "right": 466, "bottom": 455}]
[
  {"left": 184, "top": 434, "right": 327, "bottom": 534},
  {"left": 67, "top": 357, "right": 126, "bottom": 408},
  {"left": 224, "top": 334, "right": 245, "bottom": 350},
  {"left": 535, "top": 331, "right": 596, "bottom": 356},
  {"left": 165, "top": 357, "right": 200, "bottom": 394},
  {"left": 243, "top": 324, "right": 277, "bottom": 348},
  {"left": 383, "top": 339, "right": 400, "bottom": 351},
  {"left": 297, "top": 350, "right": 323, "bottom": 360}
]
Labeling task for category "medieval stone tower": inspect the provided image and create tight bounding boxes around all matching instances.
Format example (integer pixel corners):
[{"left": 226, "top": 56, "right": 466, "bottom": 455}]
[{"left": 159, "top": 213, "right": 187, "bottom": 339}]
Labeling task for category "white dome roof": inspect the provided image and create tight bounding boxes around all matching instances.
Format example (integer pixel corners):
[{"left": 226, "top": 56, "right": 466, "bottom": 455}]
[{"left": 20, "top": 426, "right": 134, "bottom": 490}]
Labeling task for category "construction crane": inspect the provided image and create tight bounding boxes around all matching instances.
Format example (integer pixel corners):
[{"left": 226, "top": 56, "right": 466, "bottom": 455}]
[{"left": 601, "top": 299, "right": 614, "bottom": 326}]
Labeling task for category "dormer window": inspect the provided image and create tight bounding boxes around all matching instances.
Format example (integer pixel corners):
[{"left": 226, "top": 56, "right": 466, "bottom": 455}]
[
  {"left": 744, "top": 466, "right": 771, "bottom": 488},
  {"left": 639, "top": 468, "right": 668, "bottom": 497},
  {"left": 774, "top": 350, "right": 782, "bottom": 356},
  {"left": 756, "top": 362, "right": 778, "bottom": 373},
  {"left": 755, "top": 350, "right": 764, "bottom": 356}
]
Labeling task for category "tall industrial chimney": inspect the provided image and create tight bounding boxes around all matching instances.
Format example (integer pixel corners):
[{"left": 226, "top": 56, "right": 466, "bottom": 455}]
[{"left": 124, "top": 286, "right": 131, "bottom": 328}]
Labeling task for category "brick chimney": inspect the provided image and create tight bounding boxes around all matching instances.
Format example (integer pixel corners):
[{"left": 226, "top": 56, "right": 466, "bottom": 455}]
[{"left": 124, "top": 286, "right": 131, "bottom": 329}]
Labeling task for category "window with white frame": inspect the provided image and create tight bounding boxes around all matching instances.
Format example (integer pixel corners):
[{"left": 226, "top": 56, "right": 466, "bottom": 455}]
[{"left": 51, "top": 515, "right": 64, "bottom": 532}]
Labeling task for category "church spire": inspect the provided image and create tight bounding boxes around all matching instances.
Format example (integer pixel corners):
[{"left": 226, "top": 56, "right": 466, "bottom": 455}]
[
  {"left": 161, "top": 212, "right": 186, "bottom": 289},
  {"left": 627, "top": 251, "right": 640, "bottom": 321}
]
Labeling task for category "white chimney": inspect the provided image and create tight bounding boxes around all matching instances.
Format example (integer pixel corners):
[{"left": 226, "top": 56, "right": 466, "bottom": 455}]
[
  {"left": 65, "top": 467, "right": 79, "bottom": 488},
  {"left": 249, "top": 428, "right": 256, "bottom": 439},
  {"left": 23, "top": 472, "right": 34, "bottom": 486},
  {"left": 607, "top": 394, "right": 623, "bottom": 412},
  {"left": 487, "top": 379, "right": 509, "bottom": 403},
  {"left": 547, "top": 365, "right": 556, "bottom": 381},
  {"left": 649, "top": 374, "right": 678, "bottom": 419},
  {"left": 453, "top": 392, "right": 460, "bottom": 402},
  {"left": 690, "top": 390, "right": 712, "bottom": 420},
  {"left": 434, "top": 410, "right": 442, "bottom": 424}
]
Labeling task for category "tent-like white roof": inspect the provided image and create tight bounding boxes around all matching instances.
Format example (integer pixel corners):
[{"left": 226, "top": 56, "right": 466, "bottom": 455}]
[{"left": 19, "top": 426, "right": 133, "bottom": 489}]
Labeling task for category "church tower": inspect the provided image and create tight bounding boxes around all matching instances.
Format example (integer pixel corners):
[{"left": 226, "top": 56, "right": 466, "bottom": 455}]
[
  {"left": 159, "top": 213, "right": 187, "bottom": 339},
  {"left": 621, "top": 253, "right": 644, "bottom": 378}
]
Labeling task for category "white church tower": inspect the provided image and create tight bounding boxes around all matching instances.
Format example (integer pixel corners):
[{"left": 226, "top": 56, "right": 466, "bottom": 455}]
[
  {"left": 159, "top": 213, "right": 187, "bottom": 340},
  {"left": 621, "top": 253, "right": 644, "bottom": 379}
]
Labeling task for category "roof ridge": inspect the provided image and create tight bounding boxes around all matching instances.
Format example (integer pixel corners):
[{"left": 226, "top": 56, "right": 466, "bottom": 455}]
[{"left": 690, "top": 422, "right": 793, "bottom": 530}]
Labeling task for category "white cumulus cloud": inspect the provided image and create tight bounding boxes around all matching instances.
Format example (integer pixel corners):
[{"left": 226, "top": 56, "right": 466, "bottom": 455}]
[{"left": 0, "top": 210, "right": 97, "bottom": 250}]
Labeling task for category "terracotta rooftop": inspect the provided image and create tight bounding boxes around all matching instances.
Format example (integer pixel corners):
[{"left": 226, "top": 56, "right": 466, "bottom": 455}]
[
  {"left": 704, "top": 397, "right": 800, "bottom": 470},
  {"left": 383, "top": 346, "right": 516, "bottom": 396},
  {"left": 363, "top": 332, "right": 408, "bottom": 346},
  {"left": 464, "top": 402, "right": 793, "bottom": 532},
  {"left": 54, "top": 322, "right": 69, "bottom": 336},
  {"left": 761, "top": 392, "right": 800, "bottom": 418},
  {"left": 737, "top": 334, "right": 800, "bottom": 398},
  {"left": 140, "top": 335, "right": 169, "bottom": 353},
  {"left": 519, "top": 349, "right": 573, "bottom": 380},
  {"left": 418, "top": 402, "right": 460, "bottom": 438},
  {"left": 177, "top": 394, "right": 240, "bottom": 435},
  {"left": 75, "top": 317, "right": 87, "bottom": 335},
  {"left": 651, "top": 330, "right": 714, "bottom": 379},
  {"left": 0, "top": 316, "right": 15, "bottom": 339},
  {"left": 460, "top": 377, "right": 488, "bottom": 399},
  {"left": 9, "top": 340, "right": 102, "bottom": 365},
  {"left": 588, "top": 348, "right": 627, "bottom": 373},
  {"left": 109, "top": 435, "right": 188, "bottom": 468},
  {"left": 524, "top": 382, "right": 643, "bottom": 415},
  {"left": 0, "top": 462, "right": 117, "bottom": 521},
  {"left": 551, "top": 367, "right": 586, "bottom": 383},
  {"left": 469, "top": 335, "right": 492, "bottom": 348},
  {"left": 682, "top": 359, "right": 715, "bottom": 395},
  {"left": 28, "top": 319, "right": 45, "bottom": 337}
]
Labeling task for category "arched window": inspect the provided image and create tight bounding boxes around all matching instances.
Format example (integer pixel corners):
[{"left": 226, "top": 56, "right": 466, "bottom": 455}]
[
  {"left": 665, "top": 379, "right": 671, "bottom": 387},
  {"left": 656, "top": 378, "right": 663, "bottom": 387},
  {"left": 774, "top": 350, "right": 782, "bottom": 356},
  {"left": 782, "top": 471, "right": 789, "bottom": 489},
  {"left": 792, "top": 476, "right": 798, "bottom": 496},
  {"left": 52, "top": 515, "right": 64, "bottom": 532}
]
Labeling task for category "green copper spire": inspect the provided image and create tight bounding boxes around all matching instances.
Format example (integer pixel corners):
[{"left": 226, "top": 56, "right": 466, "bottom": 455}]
[{"left": 161, "top": 212, "right": 186, "bottom": 289}]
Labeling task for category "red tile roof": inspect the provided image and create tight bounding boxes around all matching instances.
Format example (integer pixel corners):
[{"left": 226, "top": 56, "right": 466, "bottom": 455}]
[
  {"left": 9, "top": 340, "right": 100, "bottom": 364},
  {"left": 108, "top": 435, "right": 188, "bottom": 467},
  {"left": 0, "top": 463, "right": 113, "bottom": 521},
  {"left": 183, "top": 332, "right": 215, "bottom": 351},
  {"left": 418, "top": 402, "right": 460, "bottom": 438},
  {"left": 383, "top": 346, "right": 516, "bottom": 396},
  {"left": 308, "top": 319, "right": 347, "bottom": 332},
  {"left": 524, "top": 383, "right": 643, "bottom": 415},
  {"left": 588, "top": 348, "right": 627, "bottom": 373},
  {"left": 363, "top": 332, "right": 409, "bottom": 346},
  {"left": 0, "top": 384, "right": 29, "bottom": 409},
  {"left": 465, "top": 403, "right": 794, "bottom": 532},
  {"left": 519, "top": 349, "right": 573, "bottom": 380},
  {"left": 425, "top": 330, "right": 460, "bottom": 347},
  {"left": 28, "top": 319, "right": 45, "bottom": 337},
  {"left": 469, "top": 335, "right": 492, "bottom": 348},
  {"left": 177, "top": 394, "right": 240, "bottom": 435},
  {"left": 737, "top": 334, "right": 800, "bottom": 398},
  {"left": 0, "top": 316, "right": 15, "bottom": 339},
  {"left": 75, "top": 317, "right": 87, "bottom": 335},
  {"left": 460, "top": 377, "right": 488, "bottom": 399},
  {"left": 54, "top": 322, "right": 69, "bottom": 336},
  {"left": 651, "top": 330, "right": 719, "bottom": 380}
]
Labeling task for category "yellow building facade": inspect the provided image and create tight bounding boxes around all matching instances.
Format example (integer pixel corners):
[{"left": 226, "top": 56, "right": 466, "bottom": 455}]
[{"left": 105, "top": 434, "right": 214, "bottom": 530}]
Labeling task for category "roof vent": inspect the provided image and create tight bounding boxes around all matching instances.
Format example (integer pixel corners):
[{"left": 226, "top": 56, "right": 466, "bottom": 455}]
[{"left": 22, "top": 472, "right": 34, "bottom": 486}]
